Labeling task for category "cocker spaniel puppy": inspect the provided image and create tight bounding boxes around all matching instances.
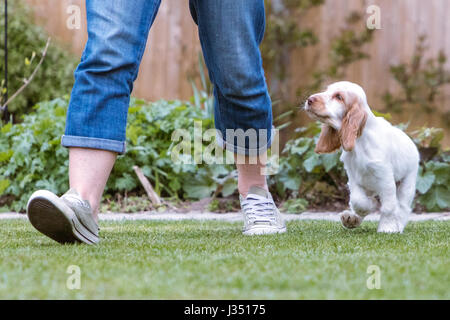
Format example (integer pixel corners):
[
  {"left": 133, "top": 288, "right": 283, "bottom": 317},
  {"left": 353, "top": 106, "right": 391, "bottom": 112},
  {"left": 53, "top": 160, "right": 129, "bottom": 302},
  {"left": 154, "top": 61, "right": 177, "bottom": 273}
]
[{"left": 304, "top": 81, "right": 419, "bottom": 233}]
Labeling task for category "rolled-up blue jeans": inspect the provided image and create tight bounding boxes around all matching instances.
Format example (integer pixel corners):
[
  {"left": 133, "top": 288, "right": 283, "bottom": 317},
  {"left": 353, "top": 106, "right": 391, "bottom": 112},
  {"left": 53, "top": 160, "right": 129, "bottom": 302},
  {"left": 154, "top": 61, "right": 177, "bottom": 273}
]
[{"left": 62, "top": 0, "right": 273, "bottom": 156}]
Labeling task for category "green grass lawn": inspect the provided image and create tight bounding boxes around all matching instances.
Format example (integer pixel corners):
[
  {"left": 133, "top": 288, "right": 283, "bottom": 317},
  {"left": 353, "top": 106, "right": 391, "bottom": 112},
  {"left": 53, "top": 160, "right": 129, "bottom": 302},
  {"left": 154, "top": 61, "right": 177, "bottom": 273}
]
[{"left": 0, "top": 219, "right": 448, "bottom": 299}]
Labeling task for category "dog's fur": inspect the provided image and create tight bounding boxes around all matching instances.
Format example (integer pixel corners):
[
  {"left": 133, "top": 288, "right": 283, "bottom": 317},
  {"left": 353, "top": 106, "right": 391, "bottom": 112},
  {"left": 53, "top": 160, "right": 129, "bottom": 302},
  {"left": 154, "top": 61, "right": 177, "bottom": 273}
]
[{"left": 304, "top": 81, "right": 419, "bottom": 233}]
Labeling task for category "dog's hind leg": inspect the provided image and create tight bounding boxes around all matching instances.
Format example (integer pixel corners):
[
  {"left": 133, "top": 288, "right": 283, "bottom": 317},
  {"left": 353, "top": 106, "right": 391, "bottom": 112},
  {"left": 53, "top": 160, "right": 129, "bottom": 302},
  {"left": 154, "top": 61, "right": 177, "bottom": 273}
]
[
  {"left": 395, "top": 171, "right": 417, "bottom": 229},
  {"left": 377, "top": 174, "right": 405, "bottom": 233}
]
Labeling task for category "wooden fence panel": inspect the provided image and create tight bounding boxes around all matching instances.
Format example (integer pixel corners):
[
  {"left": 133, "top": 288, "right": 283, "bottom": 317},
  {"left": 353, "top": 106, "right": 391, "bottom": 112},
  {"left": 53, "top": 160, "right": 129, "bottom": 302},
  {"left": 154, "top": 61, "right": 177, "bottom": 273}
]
[
  {"left": 24, "top": 0, "right": 450, "bottom": 145},
  {"left": 25, "top": 0, "right": 201, "bottom": 101}
]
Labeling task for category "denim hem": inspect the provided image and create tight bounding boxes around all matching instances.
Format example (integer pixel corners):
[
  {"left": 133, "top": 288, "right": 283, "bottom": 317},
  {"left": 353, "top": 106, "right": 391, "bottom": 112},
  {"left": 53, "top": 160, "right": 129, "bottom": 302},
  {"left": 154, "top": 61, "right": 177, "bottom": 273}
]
[
  {"left": 215, "top": 127, "right": 275, "bottom": 156},
  {"left": 61, "top": 135, "right": 126, "bottom": 154}
]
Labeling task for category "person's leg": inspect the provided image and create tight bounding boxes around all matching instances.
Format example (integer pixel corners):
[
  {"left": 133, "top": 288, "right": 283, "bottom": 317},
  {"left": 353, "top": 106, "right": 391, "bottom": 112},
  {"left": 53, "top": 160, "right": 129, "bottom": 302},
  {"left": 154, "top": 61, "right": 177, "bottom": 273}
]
[
  {"left": 235, "top": 154, "right": 268, "bottom": 198},
  {"left": 69, "top": 148, "right": 116, "bottom": 221},
  {"left": 189, "top": 0, "right": 272, "bottom": 198},
  {"left": 27, "top": 0, "right": 161, "bottom": 244},
  {"left": 63, "top": 0, "right": 161, "bottom": 212},
  {"left": 190, "top": 0, "right": 285, "bottom": 235}
]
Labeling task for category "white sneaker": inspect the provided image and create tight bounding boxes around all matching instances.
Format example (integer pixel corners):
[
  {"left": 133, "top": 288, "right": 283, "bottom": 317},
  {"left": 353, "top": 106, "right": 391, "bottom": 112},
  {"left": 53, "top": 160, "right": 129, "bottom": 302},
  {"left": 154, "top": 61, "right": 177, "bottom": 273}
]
[
  {"left": 240, "top": 186, "right": 287, "bottom": 235},
  {"left": 27, "top": 188, "right": 99, "bottom": 244}
]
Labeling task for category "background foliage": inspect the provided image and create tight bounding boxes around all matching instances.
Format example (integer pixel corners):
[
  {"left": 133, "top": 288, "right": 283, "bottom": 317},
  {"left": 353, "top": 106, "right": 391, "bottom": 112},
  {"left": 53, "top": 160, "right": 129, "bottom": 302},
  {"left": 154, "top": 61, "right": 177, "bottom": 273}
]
[
  {"left": 0, "top": 1, "right": 77, "bottom": 120},
  {"left": 0, "top": 97, "right": 237, "bottom": 212},
  {"left": 382, "top": 35, "right": 450, "bottom": 128},
  {"left": 0, "top": 97, "right": 448, "bottom": 212}
]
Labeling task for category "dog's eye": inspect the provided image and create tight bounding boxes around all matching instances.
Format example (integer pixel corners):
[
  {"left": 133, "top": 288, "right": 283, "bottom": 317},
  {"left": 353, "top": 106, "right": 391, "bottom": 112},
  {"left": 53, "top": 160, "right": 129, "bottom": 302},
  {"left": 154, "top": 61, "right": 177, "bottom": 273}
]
[{"left": 334, "top": 94, "right": 343, "bottom": 101}]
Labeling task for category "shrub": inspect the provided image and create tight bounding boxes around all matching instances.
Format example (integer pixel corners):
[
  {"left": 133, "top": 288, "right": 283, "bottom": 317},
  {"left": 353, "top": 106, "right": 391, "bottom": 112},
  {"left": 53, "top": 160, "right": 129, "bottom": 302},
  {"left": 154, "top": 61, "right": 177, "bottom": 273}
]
[
  {"left": 416, "top": 159, "right": 450, "bottom": 212},
  {"left": 0, "top": 1, "right": 77, "bottom": 120},
  {"left": 413, "top": 126, "right": 450, "bottom": 211},
  {"left": 269, "top": 122, "right": 348, "bottom": 209},
  {"left": 0, "top": 97, "right": 236, "bottom": 212},
  {"left": 382, "top": 35, "right": 450, "bottom": 129},
  {"left": 0, "top": 98, "right": 69, "bottom": 211},
  {"left": 281, "top": 198, "right": 309, "bottom": 213},
  {"left": 110, "top": 98, "right": 236, "bottom": 201},
  {"left": 0, "top": 97, "right": 448, "bottom": 213}
]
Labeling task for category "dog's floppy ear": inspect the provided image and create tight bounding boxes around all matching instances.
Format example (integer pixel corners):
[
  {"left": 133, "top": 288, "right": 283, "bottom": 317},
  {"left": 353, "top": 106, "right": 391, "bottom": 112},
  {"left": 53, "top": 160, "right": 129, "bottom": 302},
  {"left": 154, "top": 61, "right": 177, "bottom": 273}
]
[
  {"left": 339, "top": 100, "right": 367, "bottom": 152},
  {"left": 315, "top": 124, "right": 341, "bottom": 154}
]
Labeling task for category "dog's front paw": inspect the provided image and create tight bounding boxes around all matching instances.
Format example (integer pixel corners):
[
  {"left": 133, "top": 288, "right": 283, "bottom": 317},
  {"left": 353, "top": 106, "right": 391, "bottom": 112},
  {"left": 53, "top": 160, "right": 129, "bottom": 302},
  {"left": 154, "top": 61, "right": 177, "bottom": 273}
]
[
  {"left": 377, "top": 217, "right": 405, "bottom": 233},
  {"left": 340, "top": 210, "right": 363, "bottom": 229}
]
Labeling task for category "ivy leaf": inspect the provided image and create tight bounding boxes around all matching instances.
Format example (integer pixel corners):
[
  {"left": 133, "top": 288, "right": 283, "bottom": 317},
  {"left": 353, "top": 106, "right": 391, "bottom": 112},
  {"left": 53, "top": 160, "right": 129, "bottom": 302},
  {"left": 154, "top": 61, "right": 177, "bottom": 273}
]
[
  {"left": 303, "top": 153, "right": 321, "bottom": 172},
  {"left": 321, "top": 153, "right": 339, "bottom": 172},
  {"left": 279, "top": 172, "right": 301, "bottom": 191},
  {"left": 115, "top": 173, "right": 138, "bottom": 191},
  {"left": 426, "top": 162, "right": 450, "bottom": 185},
  {"left": 291, "top": 144, "right": 310, "bottom": 156},
  {"left": 183, "top": 183, "right": 216, "bottom": 199},
  {"left": 209, "top": 165, "right": 229, "bottom": 178},
  {"left": 416, "top": 170, "right": 435, "bottom": 194},
  {"left": 435, "top": 186, "right": 450, "bottom": 209},
  {"left": 419, "top": 185, "right": 450, "bottom": 211},
  {"left": 182, "top": 169, "right": 217, "bottom": 200},
  {"left": 221, "top": 178, "right": 237, "bottom": 197}
]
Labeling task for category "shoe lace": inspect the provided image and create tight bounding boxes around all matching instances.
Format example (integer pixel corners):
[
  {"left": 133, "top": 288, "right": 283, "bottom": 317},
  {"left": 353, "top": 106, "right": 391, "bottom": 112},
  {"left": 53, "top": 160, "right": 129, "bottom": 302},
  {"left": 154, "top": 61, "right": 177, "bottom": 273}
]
[
  {"left": 241, "top": 195, "right": 277, "bottom": 223},
  {"left": 62, "top": 194, "right": 91, "bottom": 210}
]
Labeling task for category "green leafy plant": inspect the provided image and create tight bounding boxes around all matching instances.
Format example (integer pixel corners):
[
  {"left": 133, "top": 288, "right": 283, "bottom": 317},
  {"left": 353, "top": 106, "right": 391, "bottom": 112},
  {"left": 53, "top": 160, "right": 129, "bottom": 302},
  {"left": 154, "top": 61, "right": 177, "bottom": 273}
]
[
  {"left": 0, "top": 96, "right": 237, "bottom": 212},
  {"left": 100, "top": 194, "right": 152, "bottom": 213},
  {"left": 269, "top": 122, "right": 348, "bottom": 209},
  {"left": 281, "top": 198, "right": 309, "bottom": 213},
  {"left": 412, "top": 125, "right": 449, "bottom": 211},
  {"left": 0, "top": 1, "right": 77, "bottom": 120},
  {"left": 410, "top": 126, "right": 445, "bottom": 162},
  {"left": 382, "top": 35, "right": 450, "bottom": 128},
  {"left": 416, "top": 160, "right": 450, "bottom": 212},
  {"left": 206, "top": 197, "right": 239, "bottom": 213},
  {"left": 206, "top": 199, "right": 220, "bottom": 212},
  {"left": 0, "top": 97, "right": 69, "bottom": 211},
  {"left": 1, "top": 96, "right": 448, "bottom": 212},
  {"left": 113, "top": 99, "right": 236, "bottom": 201}
]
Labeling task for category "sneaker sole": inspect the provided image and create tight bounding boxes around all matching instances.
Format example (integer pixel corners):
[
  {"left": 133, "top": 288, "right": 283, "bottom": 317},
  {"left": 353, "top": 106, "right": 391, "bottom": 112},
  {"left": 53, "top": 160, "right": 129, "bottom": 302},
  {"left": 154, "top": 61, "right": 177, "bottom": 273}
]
[
  {"left": 243, "top": 226, "right": 287, "bottom": 236},
  {"left": 27, "top": 190, "right": 99, "bottom": 245}
]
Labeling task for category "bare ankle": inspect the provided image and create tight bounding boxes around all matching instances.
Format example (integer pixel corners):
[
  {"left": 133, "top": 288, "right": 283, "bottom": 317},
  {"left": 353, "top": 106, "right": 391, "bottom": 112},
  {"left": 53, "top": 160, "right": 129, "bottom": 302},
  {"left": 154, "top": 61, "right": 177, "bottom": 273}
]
[
  {"left": 236, "top": 161, "right": 268, "bottom": 198},
  {"left": 238, "top": 183, "right": 268, "bottom": 198}
]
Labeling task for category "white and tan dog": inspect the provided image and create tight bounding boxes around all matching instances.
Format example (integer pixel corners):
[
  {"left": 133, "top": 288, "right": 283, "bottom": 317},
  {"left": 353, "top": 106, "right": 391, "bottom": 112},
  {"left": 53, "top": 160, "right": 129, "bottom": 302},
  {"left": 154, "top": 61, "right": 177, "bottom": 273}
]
[{"left": 304, "top": 81, "right": 419, "bottom": 233}]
